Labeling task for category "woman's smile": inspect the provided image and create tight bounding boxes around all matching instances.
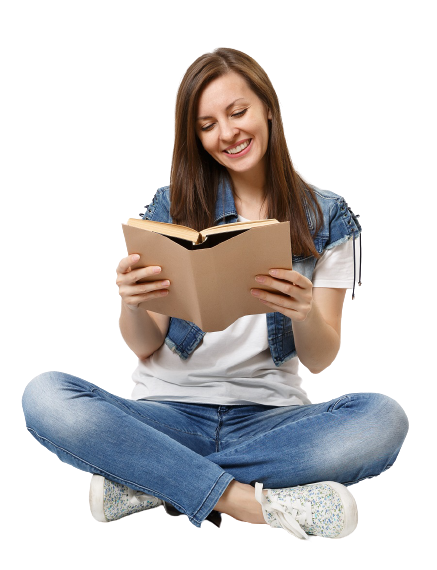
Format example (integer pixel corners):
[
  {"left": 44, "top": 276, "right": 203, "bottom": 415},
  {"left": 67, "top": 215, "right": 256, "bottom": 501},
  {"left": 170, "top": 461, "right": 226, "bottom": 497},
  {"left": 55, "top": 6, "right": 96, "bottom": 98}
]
[
  {"left": 223, "top": 138, "right": 253, "bottom": 157},
  {"left": 196, "top": 72, "right": 271, "bottom": 180}
]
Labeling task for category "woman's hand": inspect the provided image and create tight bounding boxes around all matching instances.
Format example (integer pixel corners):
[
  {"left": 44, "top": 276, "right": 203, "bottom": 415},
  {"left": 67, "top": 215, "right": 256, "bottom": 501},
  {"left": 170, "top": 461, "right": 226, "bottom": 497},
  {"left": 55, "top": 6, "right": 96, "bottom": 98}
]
[
  {"left": 250, "top": 268, "right": 313, "bottom": 322},
  {"left": 116, "top": 254, "right": 170, "bottom": 311}
]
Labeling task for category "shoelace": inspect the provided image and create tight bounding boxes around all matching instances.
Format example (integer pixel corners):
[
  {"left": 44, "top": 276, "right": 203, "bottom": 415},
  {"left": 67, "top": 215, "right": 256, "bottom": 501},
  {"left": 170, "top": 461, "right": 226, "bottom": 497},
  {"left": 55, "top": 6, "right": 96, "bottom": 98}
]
[
  {"left": 127, "top": 487, "right": 152, "bottom": 506},
  {"left": 255, "top": 482, "right": 312, "bottom": 540},
  {"left": 347, "top": 206, "right": 362, "bottom": 300}
]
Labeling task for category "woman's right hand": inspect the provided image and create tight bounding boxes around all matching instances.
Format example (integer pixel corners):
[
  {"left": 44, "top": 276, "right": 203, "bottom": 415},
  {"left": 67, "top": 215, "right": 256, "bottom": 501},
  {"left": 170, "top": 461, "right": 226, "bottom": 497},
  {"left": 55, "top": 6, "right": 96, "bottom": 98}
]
[{"left": 116, "top": 254, "right": 170, "bottom": 311}]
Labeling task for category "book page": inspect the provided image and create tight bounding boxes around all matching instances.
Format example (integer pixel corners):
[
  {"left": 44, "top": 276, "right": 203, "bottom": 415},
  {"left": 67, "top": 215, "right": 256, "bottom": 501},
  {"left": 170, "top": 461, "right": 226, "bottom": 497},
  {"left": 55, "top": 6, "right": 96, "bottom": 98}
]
[
  {"left": 127, "top": 218, "right": 200, "bottom": 242},
  {"left": 200, "top": 219, "right": 278, "bottom": 239}
]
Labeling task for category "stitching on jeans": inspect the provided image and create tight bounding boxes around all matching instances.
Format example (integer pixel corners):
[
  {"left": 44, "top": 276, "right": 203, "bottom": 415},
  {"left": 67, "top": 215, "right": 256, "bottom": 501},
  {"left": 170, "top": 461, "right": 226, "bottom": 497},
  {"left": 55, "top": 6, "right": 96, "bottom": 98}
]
[
  {"left": 327, "top": 395, "right": 349, "bottom": 413},
  {"left": 26, "top": 427, "right": 179, "bottom": 502},
  {"left": 215, "top": 409, "right": 224, "bottom": 453},
  {"left": 191, "top": 472, "right": 230, "bottom": 523},
  {"left": 131, "top": 413, "right": 213, "bottom": 442},
  {"left": 342, "top": 464, "right": 394, "bottom": 486},
  {"left": 89, "top": 387, "right": 214, "bottom": 442}
]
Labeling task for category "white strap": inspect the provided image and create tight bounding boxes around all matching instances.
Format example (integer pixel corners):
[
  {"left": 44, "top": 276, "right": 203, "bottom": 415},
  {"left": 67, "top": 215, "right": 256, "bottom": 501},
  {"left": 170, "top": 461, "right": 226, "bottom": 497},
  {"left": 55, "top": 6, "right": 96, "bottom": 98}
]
[
  {"left": 255, "top": 482, "right": 311, "bottom": 540},
  {"left": 127, "top": 487, "right": 151, "bottom": 506}
]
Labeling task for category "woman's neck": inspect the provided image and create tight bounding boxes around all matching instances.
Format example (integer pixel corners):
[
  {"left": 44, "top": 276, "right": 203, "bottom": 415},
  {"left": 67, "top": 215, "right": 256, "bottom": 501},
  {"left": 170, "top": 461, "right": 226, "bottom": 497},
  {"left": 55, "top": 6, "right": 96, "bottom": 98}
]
[
  {"left": 232, "top": 185, "right": 268, "bottom": 220},
  {"left": 228, "top": 162, "right": 268, "bottom": 220}
]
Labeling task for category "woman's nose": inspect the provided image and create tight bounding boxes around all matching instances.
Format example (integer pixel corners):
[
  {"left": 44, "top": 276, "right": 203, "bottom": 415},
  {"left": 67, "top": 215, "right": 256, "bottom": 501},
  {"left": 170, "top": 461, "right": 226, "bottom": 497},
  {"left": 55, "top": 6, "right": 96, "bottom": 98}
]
[{"left": 218, "top": 120, "right": 239, "bottom": 142}]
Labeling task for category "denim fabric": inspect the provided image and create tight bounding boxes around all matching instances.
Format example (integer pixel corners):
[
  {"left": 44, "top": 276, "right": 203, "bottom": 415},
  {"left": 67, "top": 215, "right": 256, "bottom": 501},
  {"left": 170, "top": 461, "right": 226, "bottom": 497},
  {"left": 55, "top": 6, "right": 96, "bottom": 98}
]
[
  {"left": 22, "top": 372, "right": 408, "bottom": 528},
  {"left": 142, "top": 178, "right": 362, "bottom": 365}
]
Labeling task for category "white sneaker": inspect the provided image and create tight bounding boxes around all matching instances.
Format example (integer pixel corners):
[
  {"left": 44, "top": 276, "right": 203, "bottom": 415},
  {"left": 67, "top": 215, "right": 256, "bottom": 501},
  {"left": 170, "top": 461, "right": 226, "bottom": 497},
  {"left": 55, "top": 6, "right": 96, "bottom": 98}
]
[
  {"left": 255, "top": 481, "right": 358, "bottom": 540},
  {"left": 89, "top": 475, "right": 163, "bottom": 522}
]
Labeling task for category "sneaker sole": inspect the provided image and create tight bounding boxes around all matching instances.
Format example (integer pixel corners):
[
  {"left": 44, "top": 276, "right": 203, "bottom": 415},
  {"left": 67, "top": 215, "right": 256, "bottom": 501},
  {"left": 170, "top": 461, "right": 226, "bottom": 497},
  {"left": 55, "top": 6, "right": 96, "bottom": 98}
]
[
  {"left": 324, "top": 481, "right": 358, "bottom": 539},
  {"left": 89, "top": 474, "right": 108, "bottom": 523}
]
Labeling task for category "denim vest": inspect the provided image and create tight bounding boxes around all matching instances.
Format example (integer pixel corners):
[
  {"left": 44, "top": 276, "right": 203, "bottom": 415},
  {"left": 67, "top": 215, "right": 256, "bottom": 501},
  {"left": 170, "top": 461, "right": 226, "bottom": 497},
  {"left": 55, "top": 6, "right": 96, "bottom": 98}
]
[{"left": 141, "top": 179, "right": 362, "bottom": 367}]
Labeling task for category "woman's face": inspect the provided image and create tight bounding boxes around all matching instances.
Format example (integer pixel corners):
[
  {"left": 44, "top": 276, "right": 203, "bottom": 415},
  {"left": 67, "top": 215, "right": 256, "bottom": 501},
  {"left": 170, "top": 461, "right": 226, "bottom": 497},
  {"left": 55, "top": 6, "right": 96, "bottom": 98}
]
[{"left": 196, "top": 72, "right": 272, "bottom": 180}]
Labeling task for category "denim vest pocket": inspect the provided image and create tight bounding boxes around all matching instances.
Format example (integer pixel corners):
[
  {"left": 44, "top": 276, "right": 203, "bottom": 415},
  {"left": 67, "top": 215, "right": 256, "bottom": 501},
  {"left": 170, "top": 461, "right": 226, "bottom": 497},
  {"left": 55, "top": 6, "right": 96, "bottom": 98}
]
[
  {"left": 266, "top": 312, "right": 296, "bottom": 366},
  {"left": 165, "top": 318, "right": 205, "bottom": 360}
]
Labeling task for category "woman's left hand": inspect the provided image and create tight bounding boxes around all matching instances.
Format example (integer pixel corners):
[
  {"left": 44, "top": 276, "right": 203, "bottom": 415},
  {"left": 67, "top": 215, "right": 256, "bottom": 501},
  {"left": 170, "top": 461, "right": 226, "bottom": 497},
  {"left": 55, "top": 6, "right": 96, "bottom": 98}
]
[{"left": 251, "top": 269, "right": 313, "bottom": 322}]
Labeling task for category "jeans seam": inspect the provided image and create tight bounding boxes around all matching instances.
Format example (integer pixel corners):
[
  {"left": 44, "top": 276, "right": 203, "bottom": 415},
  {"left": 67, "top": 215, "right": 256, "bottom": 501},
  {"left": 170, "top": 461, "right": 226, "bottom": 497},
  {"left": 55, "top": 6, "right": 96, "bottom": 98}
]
[
  {"left": 342, "top": 463, "right": 394, "bottom": 486},
  {"left": 327, "top": 395, "right": 350, "bottom": 413},
  {"left": 215, "top": 409, "right": 224, "bottom": 453},
  {"left": 191, "top": 472, "right": 232, "bottom": 524},
  {"left": 26, "top": 427, "right": 186, "bottom": 512}
]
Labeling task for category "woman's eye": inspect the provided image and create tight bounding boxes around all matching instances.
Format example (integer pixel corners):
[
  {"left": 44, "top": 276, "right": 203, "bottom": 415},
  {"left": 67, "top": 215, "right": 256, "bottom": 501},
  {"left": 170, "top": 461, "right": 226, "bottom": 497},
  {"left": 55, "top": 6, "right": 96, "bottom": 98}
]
[{"left": 200, "top": 109, "right": 247, "bottom": 132}]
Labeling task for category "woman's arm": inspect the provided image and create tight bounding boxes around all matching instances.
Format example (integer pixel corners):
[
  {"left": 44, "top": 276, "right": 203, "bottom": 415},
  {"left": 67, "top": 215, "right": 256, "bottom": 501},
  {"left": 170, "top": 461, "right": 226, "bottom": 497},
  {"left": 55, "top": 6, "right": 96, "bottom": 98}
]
[
  {"left": 251, "top": 269, "right": 346, "bottom": 374},
  {"left": 118, "top": 300, "right": 170, "bottom": 360},
  {"left": 291, "top": 287, "right": 346, "bottom": 373},
  {"left": 116, "top": 254, "right": 171, "bottom": 360}
]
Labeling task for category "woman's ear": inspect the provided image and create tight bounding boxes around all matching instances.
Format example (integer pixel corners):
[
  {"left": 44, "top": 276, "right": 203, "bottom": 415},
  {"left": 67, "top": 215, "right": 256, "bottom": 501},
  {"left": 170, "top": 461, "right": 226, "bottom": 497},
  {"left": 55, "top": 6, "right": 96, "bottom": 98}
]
[{"left": 267, "top": 108, "right": 272, "bottom": 120}]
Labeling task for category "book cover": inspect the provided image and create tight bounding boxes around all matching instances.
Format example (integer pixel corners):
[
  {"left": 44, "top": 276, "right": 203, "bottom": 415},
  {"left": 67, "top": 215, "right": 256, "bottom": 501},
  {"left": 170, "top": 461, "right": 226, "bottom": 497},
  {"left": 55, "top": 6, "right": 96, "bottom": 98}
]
[{"left": 122, "top": 221, "right": 292, "bottom": 332}]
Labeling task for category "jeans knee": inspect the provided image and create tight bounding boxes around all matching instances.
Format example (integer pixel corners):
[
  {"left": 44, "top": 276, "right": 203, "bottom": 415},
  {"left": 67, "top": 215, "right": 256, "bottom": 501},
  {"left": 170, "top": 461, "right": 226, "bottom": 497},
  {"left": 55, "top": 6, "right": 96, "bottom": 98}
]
[
  {"left": 368, "top": 393, "right": 409, "bottom": 453},
  {"left": 23, "top": 372, "right": 57, "bottom": 421},
  {"left": 334, "top": 393, "right": 409, "bottom": 463},
  {"left": 383, "top": 394, "right": 409, "bottom": 447},
  {"left": 328, "top": 393, "right": 409, "bottom": 481},
  {"left": 22, "top": 371, "right": 77, "bottom": 431}
]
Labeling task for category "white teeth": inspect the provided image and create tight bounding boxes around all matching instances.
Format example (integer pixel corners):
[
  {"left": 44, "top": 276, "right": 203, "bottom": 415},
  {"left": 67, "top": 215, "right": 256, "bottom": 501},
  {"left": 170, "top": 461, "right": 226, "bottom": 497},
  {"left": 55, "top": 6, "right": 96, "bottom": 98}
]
[{"left": 225, "top": 139, "right": 250, "bottom": 154}]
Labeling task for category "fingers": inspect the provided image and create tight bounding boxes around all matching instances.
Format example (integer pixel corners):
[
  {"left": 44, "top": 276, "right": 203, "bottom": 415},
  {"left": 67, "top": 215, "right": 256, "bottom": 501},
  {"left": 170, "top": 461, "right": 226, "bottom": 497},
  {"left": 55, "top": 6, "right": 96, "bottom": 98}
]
[
  {"left": 116, "top": 255, "right": 163, "bottom": 287},
  {"left": 251, "top": 269, "right": 312, "bottom": 321},
  {"left": 115, "top": 253, "right": 161, "bottom": 279},
  {"left": 268, "top": 269, "right": 307, "bottom": 288},
  {"left": 116, "top": 254, "right": 170, "bottom": 308},
  {"left": 252, "top": 291, "right": 309, "bottom": 322},
  {"left": 116, "top": 254, "right": 141, "bottom": 275},
  {"left": 119, "top": 277, "right": 170, "bottom": 309},
  {"left": 254, "top": 275, "right": 294, "bottom": 298}
]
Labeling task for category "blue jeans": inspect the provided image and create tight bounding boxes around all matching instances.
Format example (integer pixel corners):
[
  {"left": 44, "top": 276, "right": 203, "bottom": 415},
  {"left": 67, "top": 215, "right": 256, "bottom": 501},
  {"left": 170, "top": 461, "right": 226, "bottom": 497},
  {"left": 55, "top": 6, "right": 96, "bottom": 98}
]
[{"left": 22, "top": 372, "right": 409, "bottom": 528}]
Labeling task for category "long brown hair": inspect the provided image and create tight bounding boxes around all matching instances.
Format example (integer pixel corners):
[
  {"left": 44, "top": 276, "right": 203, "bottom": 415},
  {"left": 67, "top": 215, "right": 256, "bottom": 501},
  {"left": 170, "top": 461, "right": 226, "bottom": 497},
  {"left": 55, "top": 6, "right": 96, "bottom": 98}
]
[{"left": 170, "top": 47, "right": 323, "bottom": 258}]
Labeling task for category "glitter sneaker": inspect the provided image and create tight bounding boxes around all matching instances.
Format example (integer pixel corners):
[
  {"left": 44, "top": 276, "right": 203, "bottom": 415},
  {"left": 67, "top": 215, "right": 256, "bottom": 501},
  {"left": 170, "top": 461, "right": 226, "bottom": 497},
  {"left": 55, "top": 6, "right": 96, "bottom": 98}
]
[
  {"left": 89, "top": 474, "right": 163, "bottom": 522},
  {"left": 255, "top": 481, "right": 358, "bottom": 540}
]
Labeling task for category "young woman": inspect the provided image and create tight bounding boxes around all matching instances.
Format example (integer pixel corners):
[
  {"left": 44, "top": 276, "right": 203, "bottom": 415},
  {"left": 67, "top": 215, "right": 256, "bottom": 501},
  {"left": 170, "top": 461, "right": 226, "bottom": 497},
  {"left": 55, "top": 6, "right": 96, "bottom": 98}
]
[{"left": 22, "top": 48, "right": 408, "bottom": 540}]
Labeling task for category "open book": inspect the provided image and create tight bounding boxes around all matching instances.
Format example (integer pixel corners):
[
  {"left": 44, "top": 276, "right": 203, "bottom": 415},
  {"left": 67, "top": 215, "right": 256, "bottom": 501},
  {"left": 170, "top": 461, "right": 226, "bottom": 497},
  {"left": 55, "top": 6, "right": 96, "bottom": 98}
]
[
  {"left": 125, "top": 217, "right": 281, "bottom": 248},
  {"left": 122, "top": 218, "right": 292, "bottom": 332}
]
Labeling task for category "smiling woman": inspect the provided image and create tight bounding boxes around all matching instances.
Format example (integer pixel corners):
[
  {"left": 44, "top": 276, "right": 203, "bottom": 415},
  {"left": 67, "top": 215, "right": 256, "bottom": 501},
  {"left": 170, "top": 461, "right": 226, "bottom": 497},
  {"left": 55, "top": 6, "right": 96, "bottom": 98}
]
[
  {"left": 195, "top": 73, "right": 271, "bottom": 217},
  {"left": 22, "top": 47, "right": 409, "bottom": 541},
  {"left": 170, "top": 48, "right": 323, "bottom": 256}
]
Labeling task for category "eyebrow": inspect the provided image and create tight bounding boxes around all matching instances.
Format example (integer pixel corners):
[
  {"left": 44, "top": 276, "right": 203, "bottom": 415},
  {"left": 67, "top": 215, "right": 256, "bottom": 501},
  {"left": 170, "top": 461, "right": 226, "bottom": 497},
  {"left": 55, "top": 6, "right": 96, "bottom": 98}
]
[{"left": 196, "top": 98, "right": 246, "bottom": 121}]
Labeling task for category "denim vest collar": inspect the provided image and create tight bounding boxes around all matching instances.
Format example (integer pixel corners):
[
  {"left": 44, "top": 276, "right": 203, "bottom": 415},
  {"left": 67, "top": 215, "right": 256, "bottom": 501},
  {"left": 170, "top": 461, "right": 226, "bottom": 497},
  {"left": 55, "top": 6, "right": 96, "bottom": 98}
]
[{"left": 142, "top": 178, "right": 362, "bottom": 367}]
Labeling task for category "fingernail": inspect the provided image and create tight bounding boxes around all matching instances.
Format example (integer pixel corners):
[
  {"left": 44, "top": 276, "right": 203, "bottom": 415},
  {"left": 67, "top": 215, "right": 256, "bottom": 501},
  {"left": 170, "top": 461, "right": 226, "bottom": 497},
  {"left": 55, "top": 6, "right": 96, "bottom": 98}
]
[
  {"left": 153, "top": 267, "right": 161, "bottom": 274},
  {"left": 163, "top": 280, "right": 170, "bottom": 286},
  {"left": 251, "top": 289, "right": 260, "bottom": 296},
  {"left": 160, "top": 290, "right": 168, "bottom": 296},
  {"left": 269, "top": 269, "right": 277, "bottom": 276},
  {"left": 132, "top": 254, "right": 140, "bottom": 261},
  {"left": 255, "top": 276, "right": 265, "bottom": 283}
]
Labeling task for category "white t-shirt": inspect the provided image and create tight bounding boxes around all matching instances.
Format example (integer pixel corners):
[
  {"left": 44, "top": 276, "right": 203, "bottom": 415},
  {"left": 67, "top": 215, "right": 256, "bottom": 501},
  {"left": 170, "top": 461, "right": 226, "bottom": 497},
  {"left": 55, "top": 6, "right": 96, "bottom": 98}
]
[{"left": 131, "top": 218, "right": 359, "bottom": 407}]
